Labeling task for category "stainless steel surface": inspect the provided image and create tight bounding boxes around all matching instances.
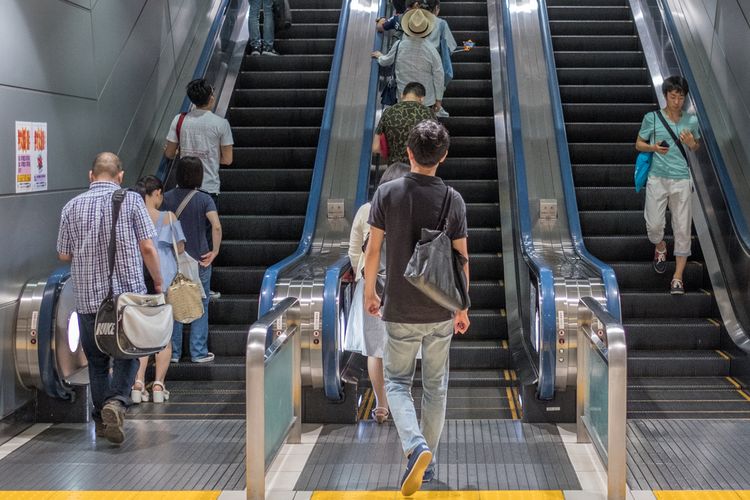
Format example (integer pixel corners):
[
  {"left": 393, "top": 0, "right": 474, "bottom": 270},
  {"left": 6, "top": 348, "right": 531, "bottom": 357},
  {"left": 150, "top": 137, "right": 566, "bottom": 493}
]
[
  {"left": 505, "top": 0, "right": 607, "bottom": 390},
  {"left": 14, "top": 275, "right": 87, "bottom": 392},
  {"left": 272, "top": 0, "right": 380, "bottom": 390},
  {"left": 630, "top": 0, "right": 750, "bottom": 352},
  {"left": 576, "top": 296, "right": 627, "bottom": 500},
  {"left": 246, "top": 296, "right": 301, "bottom": 500}
]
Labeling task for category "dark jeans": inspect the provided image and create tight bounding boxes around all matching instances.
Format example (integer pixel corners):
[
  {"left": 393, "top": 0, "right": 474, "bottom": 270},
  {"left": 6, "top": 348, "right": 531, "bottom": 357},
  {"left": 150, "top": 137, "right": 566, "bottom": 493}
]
[{"left": 78, "top": 313, "right": 138, "bottom": 419}]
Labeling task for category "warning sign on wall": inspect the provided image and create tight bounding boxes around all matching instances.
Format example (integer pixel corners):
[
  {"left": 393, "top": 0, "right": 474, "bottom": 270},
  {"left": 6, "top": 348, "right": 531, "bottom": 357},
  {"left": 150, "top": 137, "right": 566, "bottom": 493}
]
[{"left": 16, "top": 121, "right": 47, "bottom": 193}]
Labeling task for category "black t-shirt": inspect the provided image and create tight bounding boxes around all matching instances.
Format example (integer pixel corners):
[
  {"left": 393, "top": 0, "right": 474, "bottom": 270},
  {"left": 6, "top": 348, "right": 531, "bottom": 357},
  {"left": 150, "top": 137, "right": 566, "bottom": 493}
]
[{"left": 368, "top": 172, "right": 468, "bottom": 323}]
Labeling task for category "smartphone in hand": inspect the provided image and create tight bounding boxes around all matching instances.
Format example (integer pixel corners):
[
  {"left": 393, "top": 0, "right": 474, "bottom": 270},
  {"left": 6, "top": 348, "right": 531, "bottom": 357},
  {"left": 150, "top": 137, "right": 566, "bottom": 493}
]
[{"left": 658, "top": 140, "right": 670, "bottom": 148}]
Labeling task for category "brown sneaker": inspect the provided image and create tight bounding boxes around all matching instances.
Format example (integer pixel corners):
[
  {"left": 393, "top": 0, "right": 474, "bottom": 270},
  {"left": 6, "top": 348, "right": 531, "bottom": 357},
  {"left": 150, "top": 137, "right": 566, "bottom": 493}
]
[{"left": 101, "top": 400, "right": 126, "bottom": 445}]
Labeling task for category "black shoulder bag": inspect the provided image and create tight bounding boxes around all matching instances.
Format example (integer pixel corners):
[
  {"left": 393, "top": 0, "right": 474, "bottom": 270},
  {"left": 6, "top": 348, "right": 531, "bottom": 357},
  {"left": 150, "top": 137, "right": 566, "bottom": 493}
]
[
  {"left": 654, "top": 111, "right": 689, "bottom": 162},
  {"left": 94, "top": 189, "right": 174, "bottom": 359},
  {"left": 403, "top": 187, "right": 470, "bottom": 312}
]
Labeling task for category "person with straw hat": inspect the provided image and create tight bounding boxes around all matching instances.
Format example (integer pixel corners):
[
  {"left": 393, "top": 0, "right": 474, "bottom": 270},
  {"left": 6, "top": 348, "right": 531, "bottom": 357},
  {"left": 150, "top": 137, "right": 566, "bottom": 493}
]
[{"left": 372, "top": 8, "right": 446, "bottom": 114}]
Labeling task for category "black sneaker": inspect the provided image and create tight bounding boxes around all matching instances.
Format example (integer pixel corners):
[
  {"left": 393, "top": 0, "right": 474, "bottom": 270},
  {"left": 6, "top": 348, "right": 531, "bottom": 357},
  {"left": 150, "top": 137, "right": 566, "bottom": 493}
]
[
  {"left": 670, "top": 278, "right": 685, "bottom": 295},
  {"left": 101, "top": 400, "right": 125, "bottom": 445},
  {"left": 653, "top": 246, "right": 667, "bottom": 274},
  {"left": 249, "top": 46, "right": 261, "bottom": 56},
  {"left": 400, "top": 443, "right": 432, "bottom": 496},
  {"left": 262, "top": 48, "right": 280, "bottom": 56}
]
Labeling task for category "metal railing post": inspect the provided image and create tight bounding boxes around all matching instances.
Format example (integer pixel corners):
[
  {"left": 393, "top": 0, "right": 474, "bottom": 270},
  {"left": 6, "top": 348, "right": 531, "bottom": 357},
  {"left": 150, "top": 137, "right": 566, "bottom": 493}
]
[
  {"left": 246, "top": 323, "right": 267, "bottom": 500},
  {"left": 576, "top": 306, "right": 591, "bottom": 444},
  {"left": 289, "top": 307, "right": 302, "bottom": 444}
]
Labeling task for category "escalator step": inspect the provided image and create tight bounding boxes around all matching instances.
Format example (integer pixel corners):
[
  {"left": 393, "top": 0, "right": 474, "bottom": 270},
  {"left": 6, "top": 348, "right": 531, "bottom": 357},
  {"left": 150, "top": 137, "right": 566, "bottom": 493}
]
[
  {"left": 451, "top": 62, "right": 491, "bottom": 80},
  {"left": 212, "top": 266, "right": 266, "bottom": 295},
  {"left": 547, "top": 6, "right": 631, "bottom": 21},
  {"left": 167, "top": 356, "right": 245, "bottom": 381},
  {"left": 467, "top": 228, "right": 502, "bottom": 252},
  {"left": 441, "top": 116, "right": 494, "bottom": 136},
  {"left": 443, "top": 80, "right": 494, "bottom": 99},
  {"left": 579, "top": 210, "right": 657, "bottom": 235},
  {"left": 450, "top": 340, "right": 509, "bottom": 369},
  {"left": 232, "top": 89, "right": 327, "bottom": 107},
  {"left": 220, "top": 168, "right": 312, "bottom": 191},
  {"left": 628, "top": 350, "right": 730, "bottom": 377},
  {"left": 441, "top": 97, "right": 493, "bottom": 116},
  {"left": 576, "top": 186, "right": 643, "bottom": 210},
  {"left": 623, "top": 318, "right": 720, "bottom": 350},
  {"left": 563, "top": 103, "right": 657, "bottom": 123},
  {"left": 291, "top": 9, "right": 343, "bottom": 24},
  {"left": 547, "top": 0, "right": 628, "bottom": 6},
  {"left": 470, "top": 254, "right": 504, "bottom": 280},
  {"left": 463, "top": 309, "right": 508, "bottom": 340},
  {"left": 234, "top": 147, "right": 316, "bottom": 168},
  {"left": 466, "top": 203, "right": 501, "bottom": 226},
  {"left": 228, "top": 107, "right": 324, "bottom": 127},
  {"left": 468, "top": 281, "right": 505, "bottom": 309},
  {"left": 218, "top": 240, "right": 299, "bottom": 266},
  {"left": 608, "top": 261, "right": 706, "bottom": 290},
  {"left": 439, "top": 157, "right": 497, "bottom": 180},
  {"left": 584, "top": 235, "right": 701, "bottom": 261},
  {"left": 452, "top": 30, "right": 488, "bottom": 46},
  {"left": 232, "top": 127, "right": 321, "bottom": 147},
  {"left": 554, "top": 51, "right": 644, "bottom": 68},
  {"left": 446, "top": 136, "right": 497, "bottom": 158},
  {"left": 549, "top": 20, "right": 635, "bottom": 36},
  {"left": 440, "top": 16, "right": 489, "bottom": 31},
  {"left": 237, "top": 71, "right": 330, "bottom": 89},
  {"left": 572, "top": 165, "right": 633, "bottom": 187},
  {"left": 439, "top": 2, "right": 486, "bottom": 17},
  {"left": 274, "top": 38, "right": 336, "bottom": 54},
  {"left": 557, "top": 67, "right": 650, "bottom": 85},
  {"left": 620, "top": 291, "right": 714, "bottom": 318},
  {"left": 552, "top": 35, "right": 639, "bottom": 52},
  {"left": 568, "top": 143, "right": 637, "bottom": 164},
  {"left": 241, "top": 54, "right": 333, "bottom": 71},
  {"left": 559, "top": 85, "right": 653, "bottom": 103},
  {"left": 446, "top": 178, "right": 499, "bottom": 202},
  {"left": 217, "top": 191, "right": 308, "bottom": 215},
  {"left": 209, "top": 295, "right": 259, "bottom": 325},
  {"left": 220, "top": 215, "right": 304, "bottom": 240},
  {"left": 628, "top": 376, "right": 742, "bottom": 390},
  {"left": 276, "top": 23, "right": 338, "bottom": 39},
  {"left": 565, "top": 122, "right": 640, "bottom": 142},
  {"left": 208, "top": 325, "right": 249, "bottom": 356}
]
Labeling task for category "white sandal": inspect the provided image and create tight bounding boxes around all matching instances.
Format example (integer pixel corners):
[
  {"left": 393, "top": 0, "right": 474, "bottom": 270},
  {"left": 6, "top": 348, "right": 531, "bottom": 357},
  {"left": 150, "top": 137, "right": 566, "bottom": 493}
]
[
  {"left": 131, "top": 380, "right": 149, "bottom": 404},
  {"left": 151, "top": 381, "right": 170, "bottom": 403}
]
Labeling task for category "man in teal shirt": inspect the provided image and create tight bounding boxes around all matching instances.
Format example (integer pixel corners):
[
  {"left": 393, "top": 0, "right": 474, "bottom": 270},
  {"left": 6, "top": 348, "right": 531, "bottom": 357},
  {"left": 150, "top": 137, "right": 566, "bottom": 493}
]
[{"left": 635, "top": 75, "right": 701, "bottom": 294}]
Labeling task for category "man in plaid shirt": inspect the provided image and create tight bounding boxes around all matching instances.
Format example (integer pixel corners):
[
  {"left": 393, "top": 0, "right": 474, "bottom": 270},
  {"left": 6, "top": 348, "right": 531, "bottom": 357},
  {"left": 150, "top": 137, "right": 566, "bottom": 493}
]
[{"left": 57, "top": 152, "right": 162, "bottom": 445}]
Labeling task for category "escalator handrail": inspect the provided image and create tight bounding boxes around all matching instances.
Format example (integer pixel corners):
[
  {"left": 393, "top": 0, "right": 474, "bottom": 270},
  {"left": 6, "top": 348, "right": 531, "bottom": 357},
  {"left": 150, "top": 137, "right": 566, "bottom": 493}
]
[
  {"left": 656, "top": 0, "right": 750, "bottom": 253},
  {"left": 258, "top": 0, "right": 353, "bottom": 317},
  {"left": 155, "top": 0, "right": 232, "bottom": 182},
  {"left": 320, "top": 0, "right": 387, "bottom": 401},
  {"left": 536, "top": 0, "right": 623, "bottom": 323},
  {"left": 501, "top": 1, "right": 559, "bottom": 400}
]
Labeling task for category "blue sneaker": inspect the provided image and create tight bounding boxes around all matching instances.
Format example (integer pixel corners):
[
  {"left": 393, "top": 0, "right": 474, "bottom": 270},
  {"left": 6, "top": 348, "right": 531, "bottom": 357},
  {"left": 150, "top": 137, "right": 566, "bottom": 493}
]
[
  {"left": 423, "top": 464, "right": 435, "bottom": 483},
  {"left": 400, "top": 443, "right": 432, "bottom": 496}
]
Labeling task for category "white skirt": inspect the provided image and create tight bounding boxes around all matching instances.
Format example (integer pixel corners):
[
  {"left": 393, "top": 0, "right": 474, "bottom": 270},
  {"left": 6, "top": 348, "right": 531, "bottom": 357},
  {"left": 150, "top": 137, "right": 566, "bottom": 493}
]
[{"left": 344, "top": 279, "right": 388, "bottom": 358}]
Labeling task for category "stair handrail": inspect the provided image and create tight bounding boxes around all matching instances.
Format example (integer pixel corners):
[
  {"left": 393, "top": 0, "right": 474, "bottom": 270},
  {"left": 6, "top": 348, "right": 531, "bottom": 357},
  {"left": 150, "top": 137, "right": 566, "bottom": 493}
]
[
  {"left": 319, "top": 0, "right": 388, "bottom": 400},
  {"left": 155, "top": 0, "right": 233, "bottom": 183},
  {"left": 501, "top": 0, "right": 559, "bottom": 400},
  {"left": 535, "top": 0, "right": 623, "bottom": 323},
  {"left": 258, "top": 0, "right": 353, "bottom": 318}
]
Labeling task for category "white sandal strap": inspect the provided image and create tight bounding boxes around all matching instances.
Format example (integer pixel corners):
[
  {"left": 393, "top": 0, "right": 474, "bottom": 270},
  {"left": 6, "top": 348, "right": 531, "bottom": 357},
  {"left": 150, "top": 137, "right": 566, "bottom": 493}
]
[{"left": 152, "top": 381, "right": 166, "bottom": 391}]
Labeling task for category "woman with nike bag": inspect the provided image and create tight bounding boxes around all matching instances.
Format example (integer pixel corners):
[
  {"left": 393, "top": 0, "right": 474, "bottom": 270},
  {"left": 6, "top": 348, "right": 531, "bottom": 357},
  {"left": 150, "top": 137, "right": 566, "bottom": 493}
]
[
  {"left": 635, "top": 76, "right": 701, "bottom": 295},
  {"left": 162, "top": 157, "right": 223, "bottom": 364}
]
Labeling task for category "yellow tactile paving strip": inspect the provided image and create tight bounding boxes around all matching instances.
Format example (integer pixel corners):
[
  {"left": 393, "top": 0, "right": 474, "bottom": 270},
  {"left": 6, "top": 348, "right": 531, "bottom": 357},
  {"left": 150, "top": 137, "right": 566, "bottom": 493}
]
[
  {"left": 0, "top": 493, "right": 220, "bottom": 500},
  {"left": 312, "top": 492, "right": 564, "bottom": 499}
]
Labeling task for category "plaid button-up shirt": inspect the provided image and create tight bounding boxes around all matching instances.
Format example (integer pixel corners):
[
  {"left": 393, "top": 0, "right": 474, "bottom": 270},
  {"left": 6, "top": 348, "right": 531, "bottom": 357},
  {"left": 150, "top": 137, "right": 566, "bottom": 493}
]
[{"left": 57, "top": 181, "right": 156, "bottom": 314}]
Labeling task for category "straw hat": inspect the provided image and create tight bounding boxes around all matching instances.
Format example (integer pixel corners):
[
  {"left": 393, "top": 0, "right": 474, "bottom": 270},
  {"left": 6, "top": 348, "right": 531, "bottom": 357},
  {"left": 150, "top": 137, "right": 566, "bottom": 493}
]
[{"left": 401, "top": 8, "right": 437, "bottom": 38}]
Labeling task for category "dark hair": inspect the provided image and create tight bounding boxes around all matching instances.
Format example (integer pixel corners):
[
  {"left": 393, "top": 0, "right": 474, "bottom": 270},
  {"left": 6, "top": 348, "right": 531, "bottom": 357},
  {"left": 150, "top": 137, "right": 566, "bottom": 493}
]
[
  {"left": 402, "top": 82, "right": 426, "bottom": 98},
  {"left": 379, "top": 162, "right": 410, "bottom": 185},
  {"left": 186, "top": 78, "right": 213, "bottom": 107},
  {"left": 175, "top": 156, "right": 204, "bottom": 189},
  {"left": 422, "top": 0, "right": 440, "bottom": 12},
  {"left": 406, "top": 119, "right": 450, "bottom": 166},
  {"left": 662, "top": 75, "right": 689, "bottom": 96},
  {"left": 134, "top": 175, "right": 163, "bottom": 200}
]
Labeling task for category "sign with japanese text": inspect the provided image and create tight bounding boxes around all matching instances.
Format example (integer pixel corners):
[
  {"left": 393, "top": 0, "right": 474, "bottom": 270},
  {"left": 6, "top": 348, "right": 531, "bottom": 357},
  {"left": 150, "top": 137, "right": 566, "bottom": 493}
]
[{"left": 16, "top": 121, "right": 47, "bottom": 193}]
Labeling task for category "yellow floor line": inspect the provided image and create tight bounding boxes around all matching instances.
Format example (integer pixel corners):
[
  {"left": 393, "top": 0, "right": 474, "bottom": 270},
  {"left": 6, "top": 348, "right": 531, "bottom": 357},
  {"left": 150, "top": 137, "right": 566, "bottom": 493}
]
[
  {"left": 364, "top": 389, "right": 376, "bottom": 420},
  {"left": 707, "top": 318, "right": 721, "bottom": 326},
  {"left": 716, "top": 350, "right": 731, "bottom": 360},
  {"left": 312, "top": 491, "right": 564, "bottom": 499},
  {"left": 725, "top": 376, "right": 750, "bottom": 402},
  {"left": 0, "top": 493, "right": 220, "bottom": 500},
  {"left": 358, "top": 388, "right": 372, "bottom": 420},
  {"left": 505, "top": 386, "right": 518, "bottom": 420}
]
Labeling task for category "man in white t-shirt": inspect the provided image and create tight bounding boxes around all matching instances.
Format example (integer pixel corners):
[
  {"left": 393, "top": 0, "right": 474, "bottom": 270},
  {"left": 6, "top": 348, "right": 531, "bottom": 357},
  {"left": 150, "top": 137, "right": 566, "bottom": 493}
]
[{"left": 164, "top": 79, "right": 234, "bottom": 199}]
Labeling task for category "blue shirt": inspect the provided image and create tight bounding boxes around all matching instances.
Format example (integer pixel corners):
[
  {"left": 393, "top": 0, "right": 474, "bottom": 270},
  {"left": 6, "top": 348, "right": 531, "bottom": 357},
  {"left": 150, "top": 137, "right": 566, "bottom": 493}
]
[
  {"left": 57, "top": 181, "right": 156, "bottom": 314},
  {"left": 162, "top": 188, "right": 217, "bottom": 261},
  {"left": 638, "top": 110, "right": 701, "bottom": 180},
  {"left": 152, "top": 211, "right": 185, "bottom": 288}
]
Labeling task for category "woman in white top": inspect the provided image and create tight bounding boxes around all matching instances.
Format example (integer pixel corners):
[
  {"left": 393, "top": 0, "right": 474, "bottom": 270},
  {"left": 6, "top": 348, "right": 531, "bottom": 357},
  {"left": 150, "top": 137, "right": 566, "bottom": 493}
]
[{"left": 346, "top": 163, "right": 410, "bottom": 423}]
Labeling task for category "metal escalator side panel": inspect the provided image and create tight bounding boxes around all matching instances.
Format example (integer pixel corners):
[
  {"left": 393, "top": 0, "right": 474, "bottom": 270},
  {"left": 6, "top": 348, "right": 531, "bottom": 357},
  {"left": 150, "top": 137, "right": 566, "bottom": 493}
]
[{"left": 258, "top": 0, "right": 352, "bottom": 320}]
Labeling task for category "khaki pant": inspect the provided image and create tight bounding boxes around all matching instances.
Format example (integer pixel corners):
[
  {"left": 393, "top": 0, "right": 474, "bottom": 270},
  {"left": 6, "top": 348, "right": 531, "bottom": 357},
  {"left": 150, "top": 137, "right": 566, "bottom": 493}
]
[{"left": 644, "top": 176, "right": 692, "bottom": 257}]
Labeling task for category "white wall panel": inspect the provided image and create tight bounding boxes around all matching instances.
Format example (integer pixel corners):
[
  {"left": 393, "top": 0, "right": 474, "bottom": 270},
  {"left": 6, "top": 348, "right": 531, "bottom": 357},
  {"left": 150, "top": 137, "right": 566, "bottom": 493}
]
[{"left": 0, "top": 0, "right": 96, "bottom": 98}]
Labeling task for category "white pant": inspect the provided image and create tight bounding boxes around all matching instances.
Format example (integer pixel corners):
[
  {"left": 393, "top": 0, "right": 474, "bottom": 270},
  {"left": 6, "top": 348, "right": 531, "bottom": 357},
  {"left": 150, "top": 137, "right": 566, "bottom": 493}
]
[{"left": 644, "top": 176, "right": 692, "bottom": 257}]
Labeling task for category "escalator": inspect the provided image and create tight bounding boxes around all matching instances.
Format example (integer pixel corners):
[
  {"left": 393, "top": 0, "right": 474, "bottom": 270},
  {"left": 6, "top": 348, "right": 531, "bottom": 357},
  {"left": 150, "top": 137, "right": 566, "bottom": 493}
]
[
  {"left": 412, "top": 0, "right": 519, "bottom": 420},
  {"left": 136, "top": 0, "right": 342, "bottom": 418},
  {"left": 546, "top": 0, "right": 750, "bottom": 418}
]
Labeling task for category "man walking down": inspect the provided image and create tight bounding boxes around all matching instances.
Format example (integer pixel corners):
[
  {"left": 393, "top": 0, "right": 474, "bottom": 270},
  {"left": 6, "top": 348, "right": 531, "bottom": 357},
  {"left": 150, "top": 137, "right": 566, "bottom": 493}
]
[
  {"left": 57, "top": 152, "right": 162, "bottom": 445},
  {"left": 364, "top": 120, "right": 470, "bottom": 496}
]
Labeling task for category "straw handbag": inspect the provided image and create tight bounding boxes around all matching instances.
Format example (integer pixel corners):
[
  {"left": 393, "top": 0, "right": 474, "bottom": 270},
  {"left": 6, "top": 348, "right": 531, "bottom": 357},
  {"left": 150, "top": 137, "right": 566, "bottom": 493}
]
[{"left": 166, "top": 213, "right": 204, "bottom": 323}]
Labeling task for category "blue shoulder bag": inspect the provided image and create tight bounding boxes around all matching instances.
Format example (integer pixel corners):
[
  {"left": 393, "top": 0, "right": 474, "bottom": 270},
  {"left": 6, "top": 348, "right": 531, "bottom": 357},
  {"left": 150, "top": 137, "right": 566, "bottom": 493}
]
[{"left": 634, "top": 111, "right": 656, "bottom": 192}]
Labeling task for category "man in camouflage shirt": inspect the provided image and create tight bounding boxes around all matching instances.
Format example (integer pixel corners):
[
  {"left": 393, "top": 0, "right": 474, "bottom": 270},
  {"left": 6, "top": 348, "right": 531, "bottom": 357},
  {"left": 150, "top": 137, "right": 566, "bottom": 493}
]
[{"left": 372, "top": 82, "right": 435, "bottom": 163}]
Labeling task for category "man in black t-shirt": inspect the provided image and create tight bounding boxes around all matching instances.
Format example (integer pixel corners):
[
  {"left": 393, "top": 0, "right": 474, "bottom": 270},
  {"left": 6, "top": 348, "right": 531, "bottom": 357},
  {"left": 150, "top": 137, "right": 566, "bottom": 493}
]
[{"left": 364, "top": 120, "right": 469, "bottom": 496}]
